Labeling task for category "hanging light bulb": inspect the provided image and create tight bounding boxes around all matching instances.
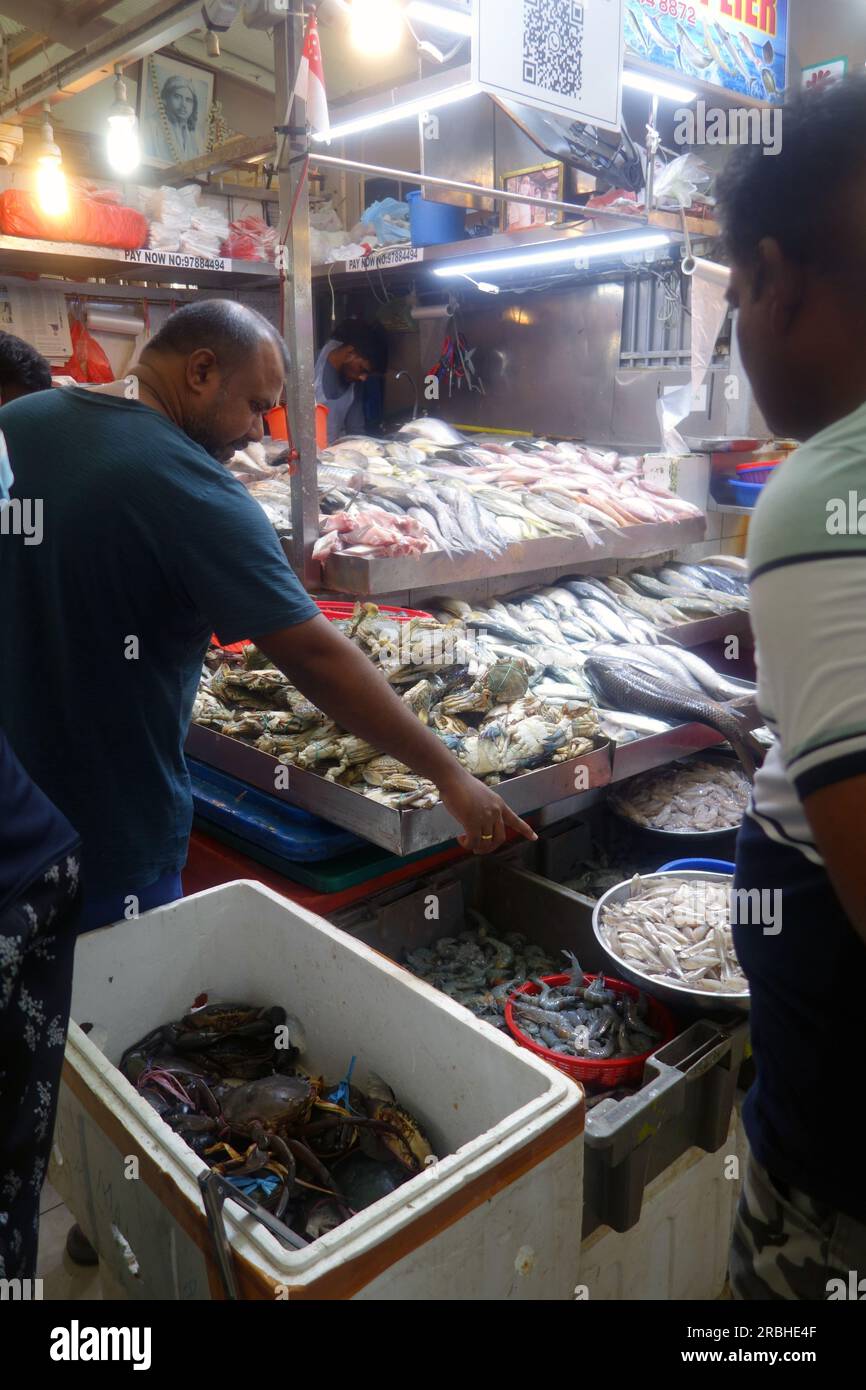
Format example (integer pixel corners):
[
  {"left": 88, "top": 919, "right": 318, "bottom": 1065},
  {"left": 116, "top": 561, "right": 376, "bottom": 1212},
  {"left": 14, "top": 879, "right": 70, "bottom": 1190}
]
[
  {"left": 35, "top": 103, "right": 69, "bottom": 218},
  {"left": 349, "top": 0, "right": 406, "bottom": 56},
  {"left": 106, "top": 65, "right": 140, "bottom": 176}
]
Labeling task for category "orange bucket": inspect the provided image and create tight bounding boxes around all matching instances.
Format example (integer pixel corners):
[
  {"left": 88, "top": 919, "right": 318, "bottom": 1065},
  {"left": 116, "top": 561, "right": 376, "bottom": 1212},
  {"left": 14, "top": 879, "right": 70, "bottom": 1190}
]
[{"left": 264, "top": 406, "right": 289, "bottom": 441}]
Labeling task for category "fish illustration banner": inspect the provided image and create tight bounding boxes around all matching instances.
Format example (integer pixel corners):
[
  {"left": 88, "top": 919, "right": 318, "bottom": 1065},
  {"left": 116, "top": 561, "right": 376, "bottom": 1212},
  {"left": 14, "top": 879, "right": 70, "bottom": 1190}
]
[{"left": 624, "top": 0, "right": 788, "bottom": 104}]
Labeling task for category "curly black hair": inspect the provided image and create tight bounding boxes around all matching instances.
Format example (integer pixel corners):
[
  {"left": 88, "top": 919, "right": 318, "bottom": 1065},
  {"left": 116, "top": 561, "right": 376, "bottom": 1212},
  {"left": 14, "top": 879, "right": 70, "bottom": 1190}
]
[
  {"left": 0, "top": 331, "right": 53, "bottom": 399},
  {"left": 716, "top": 75, "right": 866, "bottom": 273},
  {"left": 332, "top": 318, "right": 389, "bottom": 374}
]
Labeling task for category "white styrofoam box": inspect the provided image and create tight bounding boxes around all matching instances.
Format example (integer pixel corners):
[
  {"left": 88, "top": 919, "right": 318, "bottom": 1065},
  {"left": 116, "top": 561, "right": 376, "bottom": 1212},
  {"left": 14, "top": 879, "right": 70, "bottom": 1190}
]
[
  {"left": 52, "top": 881, "right": 584, "bottom": 1301},
  {"left": 578, "top": 1110, "right": 741, "bottom": 1301},
  {"left": 643, "top": 453, "right": 712, "bottom": 512}
]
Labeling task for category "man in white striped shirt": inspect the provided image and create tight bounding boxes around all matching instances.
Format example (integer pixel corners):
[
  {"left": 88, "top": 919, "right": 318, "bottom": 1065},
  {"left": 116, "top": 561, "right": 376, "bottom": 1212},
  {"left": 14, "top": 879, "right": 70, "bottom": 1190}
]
[{"left": 718, "top": 77, "right": 866, "bottom": 1299}]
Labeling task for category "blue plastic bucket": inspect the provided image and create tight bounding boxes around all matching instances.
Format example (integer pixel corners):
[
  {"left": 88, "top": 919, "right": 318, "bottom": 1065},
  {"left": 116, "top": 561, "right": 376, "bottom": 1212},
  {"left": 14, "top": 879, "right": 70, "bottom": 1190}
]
[
  {"left": 407, "top": 190, "right": 466, "bottom": 247},
  {"left": 657, "top": 858, "right": 735, "bottom": 874},
  {"left": 729, "top": 479, "right": 764, "bottom": 508}
]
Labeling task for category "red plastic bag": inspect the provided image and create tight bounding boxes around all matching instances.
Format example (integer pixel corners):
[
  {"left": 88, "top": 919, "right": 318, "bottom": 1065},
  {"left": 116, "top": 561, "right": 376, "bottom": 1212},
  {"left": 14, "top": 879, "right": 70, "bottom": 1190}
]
[
  {"left": 0, "top": 188, "right": 148, "bottom": 249},
  {"left": 62, "top": 319, "right": 114, "bottom": 384},
  {"left": 221, "top": 216, "right": 278, "bottom": 262}
]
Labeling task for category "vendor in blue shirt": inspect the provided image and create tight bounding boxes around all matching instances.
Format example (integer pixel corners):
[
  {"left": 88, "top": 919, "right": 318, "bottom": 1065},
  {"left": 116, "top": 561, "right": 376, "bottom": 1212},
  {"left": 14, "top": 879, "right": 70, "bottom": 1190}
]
[
  {"left": 314, "top": 317, "right": 388, "bottom": 443},
  {"left": 0, "top": 300, "right": 533, "bottom": 930}
]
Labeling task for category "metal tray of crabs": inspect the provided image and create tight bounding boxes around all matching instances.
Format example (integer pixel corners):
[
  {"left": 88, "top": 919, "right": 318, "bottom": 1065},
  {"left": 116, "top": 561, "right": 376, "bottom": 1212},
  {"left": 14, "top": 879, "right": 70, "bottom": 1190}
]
[
  {"left": 186, "top": 724, "right": 612, "bottom": 855},
  {"left": 120, "top": 1000, "right": 435, "bottom": 1249},
  {"left": 188, "top": 605, "right": 611, "bottom": 855}
]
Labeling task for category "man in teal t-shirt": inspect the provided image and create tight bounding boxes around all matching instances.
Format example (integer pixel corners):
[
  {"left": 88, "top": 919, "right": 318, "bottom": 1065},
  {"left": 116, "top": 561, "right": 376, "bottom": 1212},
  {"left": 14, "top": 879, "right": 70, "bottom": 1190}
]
[{"left": 0, "top": 301, "right": 533, "bottom": 932}]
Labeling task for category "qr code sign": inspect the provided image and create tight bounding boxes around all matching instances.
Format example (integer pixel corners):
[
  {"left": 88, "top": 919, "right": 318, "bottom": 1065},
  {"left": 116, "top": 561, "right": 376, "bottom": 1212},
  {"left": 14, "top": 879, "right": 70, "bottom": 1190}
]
[{"left": 522, "top": 0, "right": 584, "bottom": 99}]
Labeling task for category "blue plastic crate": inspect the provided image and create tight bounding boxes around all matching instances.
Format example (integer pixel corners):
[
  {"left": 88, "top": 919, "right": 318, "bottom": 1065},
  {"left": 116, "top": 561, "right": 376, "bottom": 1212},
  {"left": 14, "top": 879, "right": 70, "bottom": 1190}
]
[{"left": 186, "top": 757, "right": 363, "bottom": 862}]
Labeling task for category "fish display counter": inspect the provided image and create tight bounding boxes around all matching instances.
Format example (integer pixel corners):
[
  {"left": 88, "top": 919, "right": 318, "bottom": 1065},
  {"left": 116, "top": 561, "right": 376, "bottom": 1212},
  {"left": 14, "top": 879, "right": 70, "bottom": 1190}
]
[
  {"left": 230, "top": 422, "right": 714, "bottom": 595},
  {"left": 186, "top": 558, "right": 758, "bottom": 851}
]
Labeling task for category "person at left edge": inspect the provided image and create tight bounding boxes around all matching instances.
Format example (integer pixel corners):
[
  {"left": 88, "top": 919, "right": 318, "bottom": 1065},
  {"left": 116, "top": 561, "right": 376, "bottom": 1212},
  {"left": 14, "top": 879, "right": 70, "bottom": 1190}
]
[
  {"left": 0, "top": 300, "right": 536, "bottom": 939},
  {"left": 314, "top": 317, "right": 388, "bottom": 443},
  {"left": 0, "top": 335, "right": 82, "bottom": 1281},
  {"left": 0, "top": 330, "right": 53, "bottom": 404}
]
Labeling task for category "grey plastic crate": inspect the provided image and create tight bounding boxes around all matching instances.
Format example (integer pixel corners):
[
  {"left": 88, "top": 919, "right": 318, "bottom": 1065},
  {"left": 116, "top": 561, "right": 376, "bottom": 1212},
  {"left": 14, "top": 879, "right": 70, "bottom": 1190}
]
[{"left": 329, "top": 855, "right": 748, "bottom": 1237}]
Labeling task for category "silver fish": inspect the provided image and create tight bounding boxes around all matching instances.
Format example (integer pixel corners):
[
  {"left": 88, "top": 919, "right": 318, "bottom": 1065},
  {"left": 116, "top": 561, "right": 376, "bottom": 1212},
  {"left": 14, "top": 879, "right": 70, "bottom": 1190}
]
[
  {"left": 581, "top": 599, "right": 634, "bottom": 645},
  {"left": 657, "top": 566, "right": 707, "bottom": 594},
  {"left": 398, "top": 418, "right": 466, "bottom": 446},
  {"left": 663, "top": 646, "right": 754, "bottom": 701},
  {"left": 596, "top": 709, "right": 674, "bottom": 736},
  {"left": 588, "top": 643, "right": 705, "bottom": 693}
]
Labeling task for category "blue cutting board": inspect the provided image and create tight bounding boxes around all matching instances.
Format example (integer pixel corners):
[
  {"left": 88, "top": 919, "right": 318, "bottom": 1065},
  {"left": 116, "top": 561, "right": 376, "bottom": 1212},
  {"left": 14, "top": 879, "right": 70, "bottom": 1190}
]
[{"left": 187, "top": 757, "right": 364, "bottom": 862}]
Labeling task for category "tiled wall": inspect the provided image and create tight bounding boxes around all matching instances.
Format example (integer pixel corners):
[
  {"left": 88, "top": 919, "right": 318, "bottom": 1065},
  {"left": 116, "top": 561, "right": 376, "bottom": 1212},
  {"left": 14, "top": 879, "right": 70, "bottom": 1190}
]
[{"left": 672, "top": 510, "right": 749, "bottom": 564}]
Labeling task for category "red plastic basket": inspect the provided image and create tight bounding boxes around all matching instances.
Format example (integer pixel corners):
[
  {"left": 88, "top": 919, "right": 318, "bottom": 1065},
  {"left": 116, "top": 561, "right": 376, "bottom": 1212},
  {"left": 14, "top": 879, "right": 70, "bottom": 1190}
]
[
  {"left": 210, "top": 601, "right": 435, "bottom": 653},
  {"left": 315, "top": 601, "right": 434, "bottom": 622},
  {"left": 505, "top": 973, "right": 677, "bottom": 1089},
  {"left": 734, "top": 460, "right": 780, "bottom": 485}
]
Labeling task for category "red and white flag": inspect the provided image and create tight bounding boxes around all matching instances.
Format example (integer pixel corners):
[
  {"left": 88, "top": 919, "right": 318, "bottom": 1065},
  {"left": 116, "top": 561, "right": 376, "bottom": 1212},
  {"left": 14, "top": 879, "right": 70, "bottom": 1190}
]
[{"left": 293, "top": 13, "right": 329, "bottom": 138}]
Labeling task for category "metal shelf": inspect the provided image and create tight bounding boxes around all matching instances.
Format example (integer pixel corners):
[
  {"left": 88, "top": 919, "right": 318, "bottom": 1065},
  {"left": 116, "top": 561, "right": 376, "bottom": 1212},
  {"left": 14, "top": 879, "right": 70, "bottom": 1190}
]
[
  {"left": 316, "top": 517, "right": 707, "bottom": 598},
  {"left": 312, "top": 210, "right": 717, "bottom": 284},
  {"left": 667, "top": 610, "right": 752, "bottom": 649},
  {"left": 0, "top": 236, "right": 278, "bottom": 289}
]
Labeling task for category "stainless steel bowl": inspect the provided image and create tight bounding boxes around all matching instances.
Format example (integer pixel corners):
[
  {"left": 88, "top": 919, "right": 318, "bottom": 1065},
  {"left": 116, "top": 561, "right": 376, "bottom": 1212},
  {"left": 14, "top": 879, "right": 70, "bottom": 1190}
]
[
  {"left": 592, "top": 870, "right": 750, "bottom": 1014},
  {"left": 607, "top": 801, "right": 739, "bottom": 849},
  {"left": 608, "top": 752, "right": 747, "bottom": 846}
]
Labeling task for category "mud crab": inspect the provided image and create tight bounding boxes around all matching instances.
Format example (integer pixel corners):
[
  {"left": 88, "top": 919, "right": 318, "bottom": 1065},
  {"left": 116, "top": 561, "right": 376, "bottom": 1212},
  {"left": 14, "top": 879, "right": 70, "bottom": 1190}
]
[
  {"left": 360, "top": 756, "right": 439, "bottom": 807},
  {"left": 210, "top": 664, "right": 290, "bottom": 710},
  {"left": 439, "top": 658, "right": 531, "bottom": 715}
]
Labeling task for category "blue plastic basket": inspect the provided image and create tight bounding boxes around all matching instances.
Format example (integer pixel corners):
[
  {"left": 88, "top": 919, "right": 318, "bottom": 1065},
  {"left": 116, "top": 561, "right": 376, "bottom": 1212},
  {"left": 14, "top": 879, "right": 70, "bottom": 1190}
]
[
  {"left": 729, "top": 479, "right": 765, "bottom": 508},
  {"left": 657, "top": 858, "right": 735, "bottom": 874},
  {"left": 407, "top": 190, "right": 466, "bottom": 247}
]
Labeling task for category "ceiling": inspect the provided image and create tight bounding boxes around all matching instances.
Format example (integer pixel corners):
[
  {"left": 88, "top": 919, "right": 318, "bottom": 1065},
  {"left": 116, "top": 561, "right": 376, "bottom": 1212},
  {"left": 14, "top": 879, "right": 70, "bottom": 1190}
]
[
  {"left": 0, "top": 0, "right": 421, "bottom": 114},
  {"left": 1, "top": 0, "right": 864, "bottom": 147}
]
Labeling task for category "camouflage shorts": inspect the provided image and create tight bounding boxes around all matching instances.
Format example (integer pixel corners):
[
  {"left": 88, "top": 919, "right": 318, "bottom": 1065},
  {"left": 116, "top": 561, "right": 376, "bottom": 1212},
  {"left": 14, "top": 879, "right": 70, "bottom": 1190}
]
[{"left": 731, "top": 1150, "right": 866, "bottom": 1300}]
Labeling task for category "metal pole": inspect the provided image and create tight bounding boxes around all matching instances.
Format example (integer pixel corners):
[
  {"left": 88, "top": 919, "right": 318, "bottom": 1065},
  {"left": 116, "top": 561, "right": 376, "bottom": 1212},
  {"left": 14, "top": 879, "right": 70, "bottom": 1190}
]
[
  {"left": 275, "top": 14, "right": 320, "bottom": 589},
  {"left": 294, "top": 153, "right": 648, "bottom": 225},
  {"left": 644, "top": 94, "right": 659, "bottom": 215}
]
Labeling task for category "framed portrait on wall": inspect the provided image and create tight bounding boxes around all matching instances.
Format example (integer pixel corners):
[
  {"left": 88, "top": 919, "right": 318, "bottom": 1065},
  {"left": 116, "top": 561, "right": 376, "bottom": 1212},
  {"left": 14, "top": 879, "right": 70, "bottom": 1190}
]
[
  {"left": 501, "top": 162, "right": 564, "bottom": 232},
  {"left": 138, "top": 54, "right": 215, "bottom": 166}
]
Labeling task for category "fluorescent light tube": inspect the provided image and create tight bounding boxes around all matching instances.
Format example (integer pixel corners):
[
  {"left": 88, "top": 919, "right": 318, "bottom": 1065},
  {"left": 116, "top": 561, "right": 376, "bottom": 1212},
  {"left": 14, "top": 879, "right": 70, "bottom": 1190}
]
[
  {"left": 623, "top": 70, "right": 697, "bottom": 102},
  {"left": 406, "top": 2, "right": 474, "bottom": 35},
  {"left": 312, "top": 81, "right": 478, "bottom": 141},
  {"left": 432, "top": 231, "right": 672, "bottom": 278}
]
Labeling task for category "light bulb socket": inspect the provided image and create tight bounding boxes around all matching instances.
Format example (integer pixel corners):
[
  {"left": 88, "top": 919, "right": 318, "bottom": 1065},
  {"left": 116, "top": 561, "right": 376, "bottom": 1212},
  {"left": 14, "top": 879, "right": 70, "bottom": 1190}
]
[
  {"left": 39, "top": 104, "right": 62, "bottom": 160},
  {"left": 110, "top": 69, "right": 136, "bottom": 123}
]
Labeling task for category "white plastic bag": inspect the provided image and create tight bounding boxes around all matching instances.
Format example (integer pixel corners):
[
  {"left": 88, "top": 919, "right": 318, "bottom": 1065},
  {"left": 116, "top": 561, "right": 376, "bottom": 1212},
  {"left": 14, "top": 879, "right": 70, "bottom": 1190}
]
[{"left": 653, "top": 154, "right": 712, "bottom": 210}]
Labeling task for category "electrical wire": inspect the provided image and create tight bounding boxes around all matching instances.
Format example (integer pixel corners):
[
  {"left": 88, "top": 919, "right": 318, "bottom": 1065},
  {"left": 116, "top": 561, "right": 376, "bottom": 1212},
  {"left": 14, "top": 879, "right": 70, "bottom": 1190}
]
[
  {"left": 647, "top": 266, "right": 686, "bottom": 328},
  {"left": 326, "top": 261, "right": 337, "bottom": 325}
]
